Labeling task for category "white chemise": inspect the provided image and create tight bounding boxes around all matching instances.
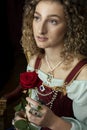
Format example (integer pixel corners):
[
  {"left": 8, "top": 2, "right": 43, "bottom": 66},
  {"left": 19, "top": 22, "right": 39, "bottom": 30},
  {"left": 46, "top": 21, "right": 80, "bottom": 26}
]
[{"left": 27, "top": 65, "right": 87, "bottom": 130}]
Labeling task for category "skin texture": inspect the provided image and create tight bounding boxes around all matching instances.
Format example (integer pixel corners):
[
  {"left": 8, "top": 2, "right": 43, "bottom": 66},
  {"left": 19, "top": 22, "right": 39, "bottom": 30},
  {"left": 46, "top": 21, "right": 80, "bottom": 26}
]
[
  {"left": 21, "top": 0, "right": 87, "bottom": 58},
  {"left": 33, "top": 1, "right": 66, "bottom": 49}
]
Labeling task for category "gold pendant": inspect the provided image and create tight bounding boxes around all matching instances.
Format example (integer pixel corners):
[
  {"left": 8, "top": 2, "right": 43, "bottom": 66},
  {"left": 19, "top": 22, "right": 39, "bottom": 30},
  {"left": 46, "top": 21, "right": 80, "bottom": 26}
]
[
  {"left": 47, "top": 72, "right": 54, "bottom": 83},
  {"left": 52, "top": 86, "right": 66, "bottom": 96}
]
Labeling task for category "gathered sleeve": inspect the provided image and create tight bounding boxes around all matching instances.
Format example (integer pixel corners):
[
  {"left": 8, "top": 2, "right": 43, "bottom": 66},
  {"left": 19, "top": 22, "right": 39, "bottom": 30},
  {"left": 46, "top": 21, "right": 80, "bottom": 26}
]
[{"left": 63, "top": 81, "right": 87, "bottom": 130}]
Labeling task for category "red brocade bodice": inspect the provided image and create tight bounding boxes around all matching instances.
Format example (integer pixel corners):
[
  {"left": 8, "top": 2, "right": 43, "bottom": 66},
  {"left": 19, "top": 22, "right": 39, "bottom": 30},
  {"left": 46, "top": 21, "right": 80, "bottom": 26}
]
[
  {"left": 35, "top": 56, "right": 75, "bottom": 130},
  {"left": 37, "top": 84, "right": 74, "bottom": 130},
  {"left": 34, "top": 56, "right": 87, "bottom": 130},
  {"left": 38, "top": 86, "right": 74, "bottom": 117}
]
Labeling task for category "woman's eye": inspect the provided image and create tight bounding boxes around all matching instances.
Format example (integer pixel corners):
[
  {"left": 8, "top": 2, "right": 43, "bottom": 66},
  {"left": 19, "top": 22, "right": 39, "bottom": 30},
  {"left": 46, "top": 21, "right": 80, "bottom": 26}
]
[
  {"left": 49, "top": 19, "right": 58, "bottom": 25},
  {"left": 33, "top": 16, "right": 40, "bottom": 22}
]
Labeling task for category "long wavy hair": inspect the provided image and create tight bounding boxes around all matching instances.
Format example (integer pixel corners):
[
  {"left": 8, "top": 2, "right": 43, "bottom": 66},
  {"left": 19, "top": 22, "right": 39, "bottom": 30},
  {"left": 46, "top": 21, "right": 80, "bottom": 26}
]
[{"left": 20, "top": 0, "right": 87, "bottom": 60}]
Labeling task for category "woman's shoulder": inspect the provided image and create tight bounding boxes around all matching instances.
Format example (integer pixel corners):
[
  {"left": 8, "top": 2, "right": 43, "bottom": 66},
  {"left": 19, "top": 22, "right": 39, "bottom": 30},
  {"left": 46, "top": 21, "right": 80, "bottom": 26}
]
[
  {"left": 71, "top": 56, "right": 87, "bottom": 80},
  {"left": 76, "top": 65, "right": 87, "bottom": 80}
]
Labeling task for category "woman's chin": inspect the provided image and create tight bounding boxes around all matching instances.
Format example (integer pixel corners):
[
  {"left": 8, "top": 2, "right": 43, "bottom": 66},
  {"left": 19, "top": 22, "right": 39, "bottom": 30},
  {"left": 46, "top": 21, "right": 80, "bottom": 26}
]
[{"left": 37, "top": 44, "right": 46, "bottom": 49}]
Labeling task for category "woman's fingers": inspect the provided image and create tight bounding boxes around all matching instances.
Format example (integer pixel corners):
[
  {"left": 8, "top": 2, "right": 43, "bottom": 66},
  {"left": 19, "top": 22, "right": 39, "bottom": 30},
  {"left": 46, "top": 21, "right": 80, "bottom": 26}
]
[
  {"left": 26, "top": 97, "right": 40, "bottom": 106},
  {"left": 25, "top": 99, "right": 44, "bottom": 126},
  {"left": 25, "top": 97, "right": 55, "bottom": 127},
  {"left": 25, "top": 102, "right": 43, "bottom": 118},
  {"left": 26, "top": 97, "right": 43, "bottom": 112},
  {"left": 15, "top": 111, "right": 26, "bottom": 118}
]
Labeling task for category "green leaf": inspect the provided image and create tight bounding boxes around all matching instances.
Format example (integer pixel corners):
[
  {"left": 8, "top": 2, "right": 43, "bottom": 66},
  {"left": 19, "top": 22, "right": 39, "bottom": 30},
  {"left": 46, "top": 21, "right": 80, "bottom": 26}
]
[
  {"left": 14, "top": 103, "right": 22, "bottom": 111},
  {"left": 21, "top": 97, "right": 27, "bottom": 111},
  {"left": 14, "top": 119, "right": 39, "bottom": 130},
  {"left": 37, "top": 105, "right": 42, "bottom": 111},
  {"left": 14, "top": 119, "right": 29, "bottom": 130}
]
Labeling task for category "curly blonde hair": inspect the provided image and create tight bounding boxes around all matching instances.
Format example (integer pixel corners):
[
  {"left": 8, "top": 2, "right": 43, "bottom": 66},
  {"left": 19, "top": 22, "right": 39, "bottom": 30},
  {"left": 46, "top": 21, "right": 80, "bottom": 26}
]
[{"left": 20, "top": 0, "right": 87, "bottom": 60}]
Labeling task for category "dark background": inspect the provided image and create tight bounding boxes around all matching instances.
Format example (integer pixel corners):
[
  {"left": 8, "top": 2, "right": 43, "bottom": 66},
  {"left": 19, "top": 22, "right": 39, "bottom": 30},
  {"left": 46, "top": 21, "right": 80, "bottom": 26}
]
[{"left": 0, "top": 0, "right": 25, "bottom": 89}]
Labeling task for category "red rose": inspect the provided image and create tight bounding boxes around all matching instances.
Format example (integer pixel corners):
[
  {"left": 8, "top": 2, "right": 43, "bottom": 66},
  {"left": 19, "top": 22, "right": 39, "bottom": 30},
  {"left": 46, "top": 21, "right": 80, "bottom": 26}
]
[{"left": 20, "top": 71, "right": 42, "bottom": 89}]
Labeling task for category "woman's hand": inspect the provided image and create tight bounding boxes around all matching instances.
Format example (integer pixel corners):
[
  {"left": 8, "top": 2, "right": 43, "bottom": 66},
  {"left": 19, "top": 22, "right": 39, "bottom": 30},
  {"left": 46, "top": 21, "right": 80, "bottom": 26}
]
[
  {"left": 14, "top": 110, "right": 26, "bottom": 120},
  {"left": 12, "top": 110, "right": 28, "bottom": 130},
  {"left": 25, "top": 97, "right": 58, "bottom": 129},
  {"left": 12, "top": 111, "right": 26, "bottom": 126}
]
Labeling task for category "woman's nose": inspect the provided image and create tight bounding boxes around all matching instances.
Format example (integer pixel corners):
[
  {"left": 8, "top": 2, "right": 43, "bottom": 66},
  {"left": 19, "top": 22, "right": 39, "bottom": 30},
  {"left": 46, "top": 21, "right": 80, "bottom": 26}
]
[{"left": 38, "top": 22, "right": 47, "bottom": 35}]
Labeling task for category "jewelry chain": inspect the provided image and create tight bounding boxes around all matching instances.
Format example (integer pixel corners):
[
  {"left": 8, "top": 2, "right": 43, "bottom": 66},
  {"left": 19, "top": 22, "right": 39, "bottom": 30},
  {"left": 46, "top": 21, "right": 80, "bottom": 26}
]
[
  {"left": 45, "top": 55, "right": 64, "bottom": 72},
  {"left": 37, "top": 56, "right": 65, "bottom": 109}
]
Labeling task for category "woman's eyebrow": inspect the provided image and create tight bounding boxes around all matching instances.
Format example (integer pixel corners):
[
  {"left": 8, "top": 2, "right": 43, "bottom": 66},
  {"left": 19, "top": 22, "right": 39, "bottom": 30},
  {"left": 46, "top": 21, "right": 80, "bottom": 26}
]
[
  {"left": 34, "top": 11, "right": 62, "bottom": 19},
  {"left": 34, "top": 11, "right": 41, "bottom": 15},
  {"left": 47, "top": 14, "right": 62, "bottom": 19}
]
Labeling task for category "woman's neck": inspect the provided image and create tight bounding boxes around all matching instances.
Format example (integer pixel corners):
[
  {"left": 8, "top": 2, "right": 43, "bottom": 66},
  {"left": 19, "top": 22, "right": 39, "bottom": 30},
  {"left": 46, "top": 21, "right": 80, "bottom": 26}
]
[{"left": 44, "top": 46, "right": 63, "bottom": 63}]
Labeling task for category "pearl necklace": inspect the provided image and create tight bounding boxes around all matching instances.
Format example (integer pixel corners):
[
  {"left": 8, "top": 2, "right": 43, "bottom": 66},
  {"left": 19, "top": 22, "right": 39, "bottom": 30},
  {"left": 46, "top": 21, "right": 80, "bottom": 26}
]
[
  {"left": 46, "top": 55, "right": 64, "bottom": 72},
  {"left": 36, "top": 56, "right": 65, "bottom": 109}
]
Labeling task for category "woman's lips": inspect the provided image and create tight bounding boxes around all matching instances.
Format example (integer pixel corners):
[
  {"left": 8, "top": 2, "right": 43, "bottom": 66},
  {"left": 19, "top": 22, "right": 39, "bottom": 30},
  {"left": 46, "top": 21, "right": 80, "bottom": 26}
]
[{"left": 37, "top": 36, "right": 48, "bottom": 42}]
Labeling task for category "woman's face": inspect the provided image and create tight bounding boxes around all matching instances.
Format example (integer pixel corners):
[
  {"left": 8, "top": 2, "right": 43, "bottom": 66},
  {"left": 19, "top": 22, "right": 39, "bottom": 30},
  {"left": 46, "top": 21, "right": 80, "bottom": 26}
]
[{"left": 33, "top": 0, "right": 66, "bottom": 49}]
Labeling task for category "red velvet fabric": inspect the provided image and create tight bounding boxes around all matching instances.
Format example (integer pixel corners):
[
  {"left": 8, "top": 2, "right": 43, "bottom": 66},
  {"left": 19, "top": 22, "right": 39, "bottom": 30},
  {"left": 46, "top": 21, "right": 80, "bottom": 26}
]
[
  {"left": 34, "top": 57, "right": 87, "bottom": 130},
  {"left": 38, "top": 86, "right": 74, "bottom": 130}
]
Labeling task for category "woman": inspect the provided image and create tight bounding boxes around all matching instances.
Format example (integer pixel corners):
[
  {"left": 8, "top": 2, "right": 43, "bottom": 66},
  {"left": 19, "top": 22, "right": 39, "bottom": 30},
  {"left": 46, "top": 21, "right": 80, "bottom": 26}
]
[{"left": 13, "top": 0, "right": 87, "bottom": 130}]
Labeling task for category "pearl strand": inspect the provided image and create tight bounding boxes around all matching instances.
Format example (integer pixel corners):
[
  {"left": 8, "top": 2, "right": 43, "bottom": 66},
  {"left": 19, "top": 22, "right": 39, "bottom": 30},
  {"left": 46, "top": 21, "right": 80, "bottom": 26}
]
[
  {"left": 36, "top": 86, "right": 58, "bottom": 109},
  {"left": 46, "top": 90, "right": 58, "bottom": 109}
]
